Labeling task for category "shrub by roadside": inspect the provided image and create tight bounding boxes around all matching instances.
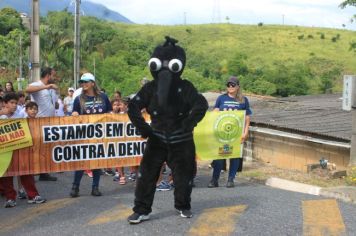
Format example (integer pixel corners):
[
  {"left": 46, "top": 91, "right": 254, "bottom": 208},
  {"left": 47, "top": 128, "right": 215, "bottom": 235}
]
[{"left": 346, "top": 167, "right": 356, "bottom": 186}]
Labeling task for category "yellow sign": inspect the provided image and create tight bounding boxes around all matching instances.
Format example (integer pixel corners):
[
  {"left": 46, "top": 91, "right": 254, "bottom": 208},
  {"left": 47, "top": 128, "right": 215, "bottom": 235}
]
[
  {"left": 194, "top": 111, "right": 245, "bottom": 160},
  {"left": 0, "top": 119, "right": 33, "bottom": 154},
  {"left": 0, "top": 151, "right": 13, "bottom": 177}
]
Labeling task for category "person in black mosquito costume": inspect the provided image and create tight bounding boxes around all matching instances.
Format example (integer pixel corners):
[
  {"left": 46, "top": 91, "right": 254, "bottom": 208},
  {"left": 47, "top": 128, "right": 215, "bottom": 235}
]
[{"left": 127, "top": 36, "right": 208, "bottom": 224}]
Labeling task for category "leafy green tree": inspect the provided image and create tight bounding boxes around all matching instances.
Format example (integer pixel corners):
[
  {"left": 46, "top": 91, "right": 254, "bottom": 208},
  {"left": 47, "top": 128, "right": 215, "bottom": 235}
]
[
  {"left": 0, "top": 8, "right": 24, "bottom": 36},
  {"left": 340, "top": 0, "right": 356, "bottom": 8},
  {"left": 40, "top": 11, "right": 74, "bottom": 83},
  {"left": 340, "top": 1, "right": 356, "bottom": 51}
]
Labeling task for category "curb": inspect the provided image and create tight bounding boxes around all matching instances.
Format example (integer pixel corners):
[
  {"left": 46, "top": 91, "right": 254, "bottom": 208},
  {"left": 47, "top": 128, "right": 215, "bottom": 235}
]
[
  {"left": 266, "top": 177, "right": 321, "bottom": 195},
  {"left": 319, "top": 188, "right": 356, "bottom": 204},
  {"left": 265, "top": 177, "right": 356, "bottom": 204}
]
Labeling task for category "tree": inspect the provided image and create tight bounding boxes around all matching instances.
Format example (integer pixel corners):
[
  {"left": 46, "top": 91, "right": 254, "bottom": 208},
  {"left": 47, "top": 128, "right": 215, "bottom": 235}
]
[
  {"left": 340, "top": 0, "right": 356, "bottom": 8},
  {"left": 0, "top": 8, "right": 24, "bottom": 36},
  {"left": 340, "top": 1, "right": 356, "bottom": 51}
]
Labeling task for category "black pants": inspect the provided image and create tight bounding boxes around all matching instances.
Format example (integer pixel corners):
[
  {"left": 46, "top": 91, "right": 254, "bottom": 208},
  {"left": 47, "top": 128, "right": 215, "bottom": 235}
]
[{"left": 133, "top": 136, "right": 196, "bottom": 215}]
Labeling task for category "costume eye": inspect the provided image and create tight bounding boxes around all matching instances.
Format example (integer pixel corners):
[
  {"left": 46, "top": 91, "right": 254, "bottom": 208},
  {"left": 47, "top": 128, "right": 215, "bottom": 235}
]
[
  {"left": 168, "top": 59, "right": 183, "bottom": 73},
  {"left": 148, "top": 58, "right": 162, "bottom": 71}
]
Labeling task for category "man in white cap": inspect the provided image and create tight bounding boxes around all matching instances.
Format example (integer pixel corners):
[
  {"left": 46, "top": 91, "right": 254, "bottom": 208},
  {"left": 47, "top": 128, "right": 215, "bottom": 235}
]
[{"left": 64, "top": 87, "right": 75, "bottom": 116}]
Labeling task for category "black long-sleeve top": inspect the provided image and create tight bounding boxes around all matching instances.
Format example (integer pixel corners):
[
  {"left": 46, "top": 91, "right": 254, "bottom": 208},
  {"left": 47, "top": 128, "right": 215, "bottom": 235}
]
[{"left": 128, "top": 79, "right": 208, "bottom": 143}]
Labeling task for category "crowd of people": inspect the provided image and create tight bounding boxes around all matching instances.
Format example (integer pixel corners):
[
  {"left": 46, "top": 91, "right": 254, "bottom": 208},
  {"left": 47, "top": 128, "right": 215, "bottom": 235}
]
[{"left": 0, "top": 68, "right": 251, "bottom": 215}]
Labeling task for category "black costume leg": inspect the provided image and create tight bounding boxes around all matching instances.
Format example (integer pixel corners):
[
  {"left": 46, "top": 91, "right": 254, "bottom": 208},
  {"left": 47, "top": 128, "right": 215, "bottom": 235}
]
[
  {"left": 167, "top": 140, "right": 196, "bottom": 211},
  {"left": 133, "top": 137, "right": 166, "bottom": 215}
]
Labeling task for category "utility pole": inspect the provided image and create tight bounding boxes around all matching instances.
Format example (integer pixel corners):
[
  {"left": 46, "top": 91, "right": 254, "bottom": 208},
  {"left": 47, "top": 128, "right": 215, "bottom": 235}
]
[
  {"left": 30, "top": 0, "right": 40, "bottom": 82},
  {"left": 352, "top": 109, "right": 356, "bottom": 165},
  {"left": 17, "top": 35, "right": 24, "bottom": 90},
  {"left": 282, "top": 14, "right": 285, "bottom": 25},
  {"left": 342, "top": 75, "right": 356, "bottom": 165},
  {"left": 19, "top": 35, "right": 23, "bottom": 78},
  {"left": 93, "top": 57, "right": 96, "bottom": 77},
  {"left": 74, "top": 0, "right": 81, "bottom": 89}
]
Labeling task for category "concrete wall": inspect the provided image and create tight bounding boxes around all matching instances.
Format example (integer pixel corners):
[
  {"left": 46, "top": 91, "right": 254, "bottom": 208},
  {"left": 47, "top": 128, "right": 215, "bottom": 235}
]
[{"left": 244, "top": 128, "right": 350, "bottom": 172}]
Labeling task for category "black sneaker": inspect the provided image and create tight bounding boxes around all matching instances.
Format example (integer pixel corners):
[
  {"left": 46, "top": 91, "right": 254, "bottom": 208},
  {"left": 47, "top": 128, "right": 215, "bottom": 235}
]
[
  {"left": 39, "top": 173, "right": 57, "bottom": 181},
  {"left": 177, "top": 209, "right": 193, "bottom": 218},
  {"left": 91, "top": 187, "right": 102, "bottom": 196},
  {"left": 70, "top": 185, "right": 79, "bottom": 198},
  {"left": 127, "top": 212, "right": 150, "bottom": 224},
  {"left": 207, "top": 179, "right": 218, "bottom": 188}
]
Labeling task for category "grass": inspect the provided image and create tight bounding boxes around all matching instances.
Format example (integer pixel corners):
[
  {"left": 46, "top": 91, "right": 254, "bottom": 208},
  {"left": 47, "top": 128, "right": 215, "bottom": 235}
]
[{"left": 211, "top": 160, "right": 355, "bottom": 188}]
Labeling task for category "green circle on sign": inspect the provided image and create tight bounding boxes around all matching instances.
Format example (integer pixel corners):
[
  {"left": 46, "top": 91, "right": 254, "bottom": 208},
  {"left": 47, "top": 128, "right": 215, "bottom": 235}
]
[{"left": 214, "top": 114, "right": 242, "bottom": 143}]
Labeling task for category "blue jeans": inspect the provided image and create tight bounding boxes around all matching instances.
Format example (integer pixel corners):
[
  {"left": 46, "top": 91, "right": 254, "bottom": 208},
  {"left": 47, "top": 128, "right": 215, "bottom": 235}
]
[
  {"left": 212, "top": 158, "right": 242, "bottom": 180},
  {"left": 73, "top": 169, "right": 101, "bottom": 188}
]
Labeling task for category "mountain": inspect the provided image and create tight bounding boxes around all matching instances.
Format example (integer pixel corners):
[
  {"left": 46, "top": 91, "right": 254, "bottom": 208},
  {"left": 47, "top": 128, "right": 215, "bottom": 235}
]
[{"left": 0, "top": 0, "right": 133, "bottom": 23}]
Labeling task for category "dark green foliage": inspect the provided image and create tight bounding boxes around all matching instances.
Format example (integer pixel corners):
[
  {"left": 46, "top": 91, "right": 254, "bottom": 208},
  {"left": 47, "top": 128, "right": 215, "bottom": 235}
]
[
  {"left": 350, "top": 41, "right": 356, "bottom": 52},
  {"left": 0, "top": 8, "right": 23, "bottom": 36},
  {"left": 298, "top": 34, "right": 304, "bottom": 40},
  {"left": 227, "top": 53, "right": 249, "bottom": 76},
  {"left": 307, "top": 34, "right": 313, "bottom": 39},
  {"left": 339, "top": 0, "right": 356, "bottom": 8},
  {"left": 320, "top": 33, "right": 325, "bottom": 39},
  {"left": 258, "top": 22, "right": 263, "bottom": 27}
]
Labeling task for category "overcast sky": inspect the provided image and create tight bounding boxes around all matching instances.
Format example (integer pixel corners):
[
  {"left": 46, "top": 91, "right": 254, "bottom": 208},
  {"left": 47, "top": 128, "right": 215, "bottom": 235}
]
[{"left": 86, "top": 0, "right": 356, "bottom": 30}]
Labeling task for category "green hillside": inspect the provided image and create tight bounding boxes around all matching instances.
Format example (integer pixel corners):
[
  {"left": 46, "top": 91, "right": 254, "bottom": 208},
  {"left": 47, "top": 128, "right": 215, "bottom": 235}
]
[
  {"left": 0, "top": 9, "right": 355, "bottom": 97},
  {"left": 115, "top": 23, "right": 356, "bottom": 95}
]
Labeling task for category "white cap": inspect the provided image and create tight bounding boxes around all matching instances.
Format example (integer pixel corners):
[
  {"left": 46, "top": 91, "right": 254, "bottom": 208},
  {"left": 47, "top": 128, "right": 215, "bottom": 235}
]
[{"left": 80, "top": 73, "right": 95, "bottom": 82}]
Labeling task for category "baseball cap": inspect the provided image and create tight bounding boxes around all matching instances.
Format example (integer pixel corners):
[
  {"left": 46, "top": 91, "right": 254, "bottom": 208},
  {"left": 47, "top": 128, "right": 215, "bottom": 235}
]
[
  {"left": 226, "top": 76, "right": 239, "bottom": 86},
  {"left": 68, "top": 87, "right": 75, "bottom": 92},
  {"left": 80, "top": 73, "right": 95, "bottom": 82}
]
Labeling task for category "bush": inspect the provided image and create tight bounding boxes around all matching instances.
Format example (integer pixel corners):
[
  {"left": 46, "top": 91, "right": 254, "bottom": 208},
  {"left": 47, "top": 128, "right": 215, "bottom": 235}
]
[
  {"left": 320, "top": 33, "right": 325, "bottom": 39},
  {"left": 258, "top": 22, "right": 263, "bottom": 27},
  {"left": 346, "top": 167, "right": 356, "bottom": 186},
  {"left": 297, "top": 34, "right": 304, "bottom": 40},
  {"left": 307, "top": 34, "right": 313, "bottom": 39}
]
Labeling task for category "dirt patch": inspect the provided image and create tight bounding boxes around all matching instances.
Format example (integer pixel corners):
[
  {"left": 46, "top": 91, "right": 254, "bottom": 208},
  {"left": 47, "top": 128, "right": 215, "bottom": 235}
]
[{"left": 198, "top": 160, "right": 352, "bottom": 188}]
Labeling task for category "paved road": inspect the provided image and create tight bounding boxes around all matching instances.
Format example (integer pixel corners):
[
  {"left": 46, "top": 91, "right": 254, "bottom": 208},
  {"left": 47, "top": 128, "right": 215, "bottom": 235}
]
[{"left": 1, "top": 168, "right": 355, "bottom": 236}]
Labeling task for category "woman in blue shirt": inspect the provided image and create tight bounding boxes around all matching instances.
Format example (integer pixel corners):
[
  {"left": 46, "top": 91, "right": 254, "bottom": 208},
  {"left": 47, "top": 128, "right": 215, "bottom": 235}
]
[
  {"left": 70, "top": 73, "right": 112, "bottom": 197},
  {"left": 208, "top": 76, "right": 252, "bottom": 188}
]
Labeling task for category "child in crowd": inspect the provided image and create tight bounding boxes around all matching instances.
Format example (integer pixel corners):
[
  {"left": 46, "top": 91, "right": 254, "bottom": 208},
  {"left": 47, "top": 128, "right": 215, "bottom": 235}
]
[
  {"left": 111, "top": 99, "right": 129, "bottom": 184},
  {"left": 121, "top": 99, "right": 139, "bottom": 182},
  {"left": 156, "top": 163, "right": 174, "bottom": 191},
  {"left": 0, "top": 93, "right": 46, "bottom": 208}
]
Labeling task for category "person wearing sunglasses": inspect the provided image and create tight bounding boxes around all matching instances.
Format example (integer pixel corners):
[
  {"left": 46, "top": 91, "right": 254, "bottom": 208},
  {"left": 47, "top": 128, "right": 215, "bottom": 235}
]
[
  {"left": 208, "top": 76, "right": 252, "bottom": 188},
  {"left": 70, "top": 72, "right": 112, "bottom": 198}
]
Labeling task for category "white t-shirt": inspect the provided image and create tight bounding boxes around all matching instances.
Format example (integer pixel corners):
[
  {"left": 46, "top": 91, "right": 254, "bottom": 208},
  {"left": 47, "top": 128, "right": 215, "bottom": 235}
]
[
  {"left": 63, "top": 96, "right": 74, "bottom": 113},
  {"left": 16, "top": 105, "right": 26, "bottom": 118},
  {"left": 29, "top": 81, "right": 57, "bottom": 117},
  {"left": 55, "top": 98, "right": 65, "bottom": 117},
  {"left": 0, "top": 109, "right": 26, "bottom": 119}
]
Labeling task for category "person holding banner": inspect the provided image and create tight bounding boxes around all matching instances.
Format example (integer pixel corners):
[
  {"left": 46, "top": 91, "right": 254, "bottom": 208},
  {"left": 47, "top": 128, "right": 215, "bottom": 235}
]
[
  {"left": 26, "top": 67, "right": 58, "bottom": 181},
  {"left": 208, "top": 76, "right": 252, "bottom": 188},
  {"left": 0, "top": 93, "right": 46, "bottom": 208},
  {"left": 69, "top": 72, "right": 112, "bottom": 198}
]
